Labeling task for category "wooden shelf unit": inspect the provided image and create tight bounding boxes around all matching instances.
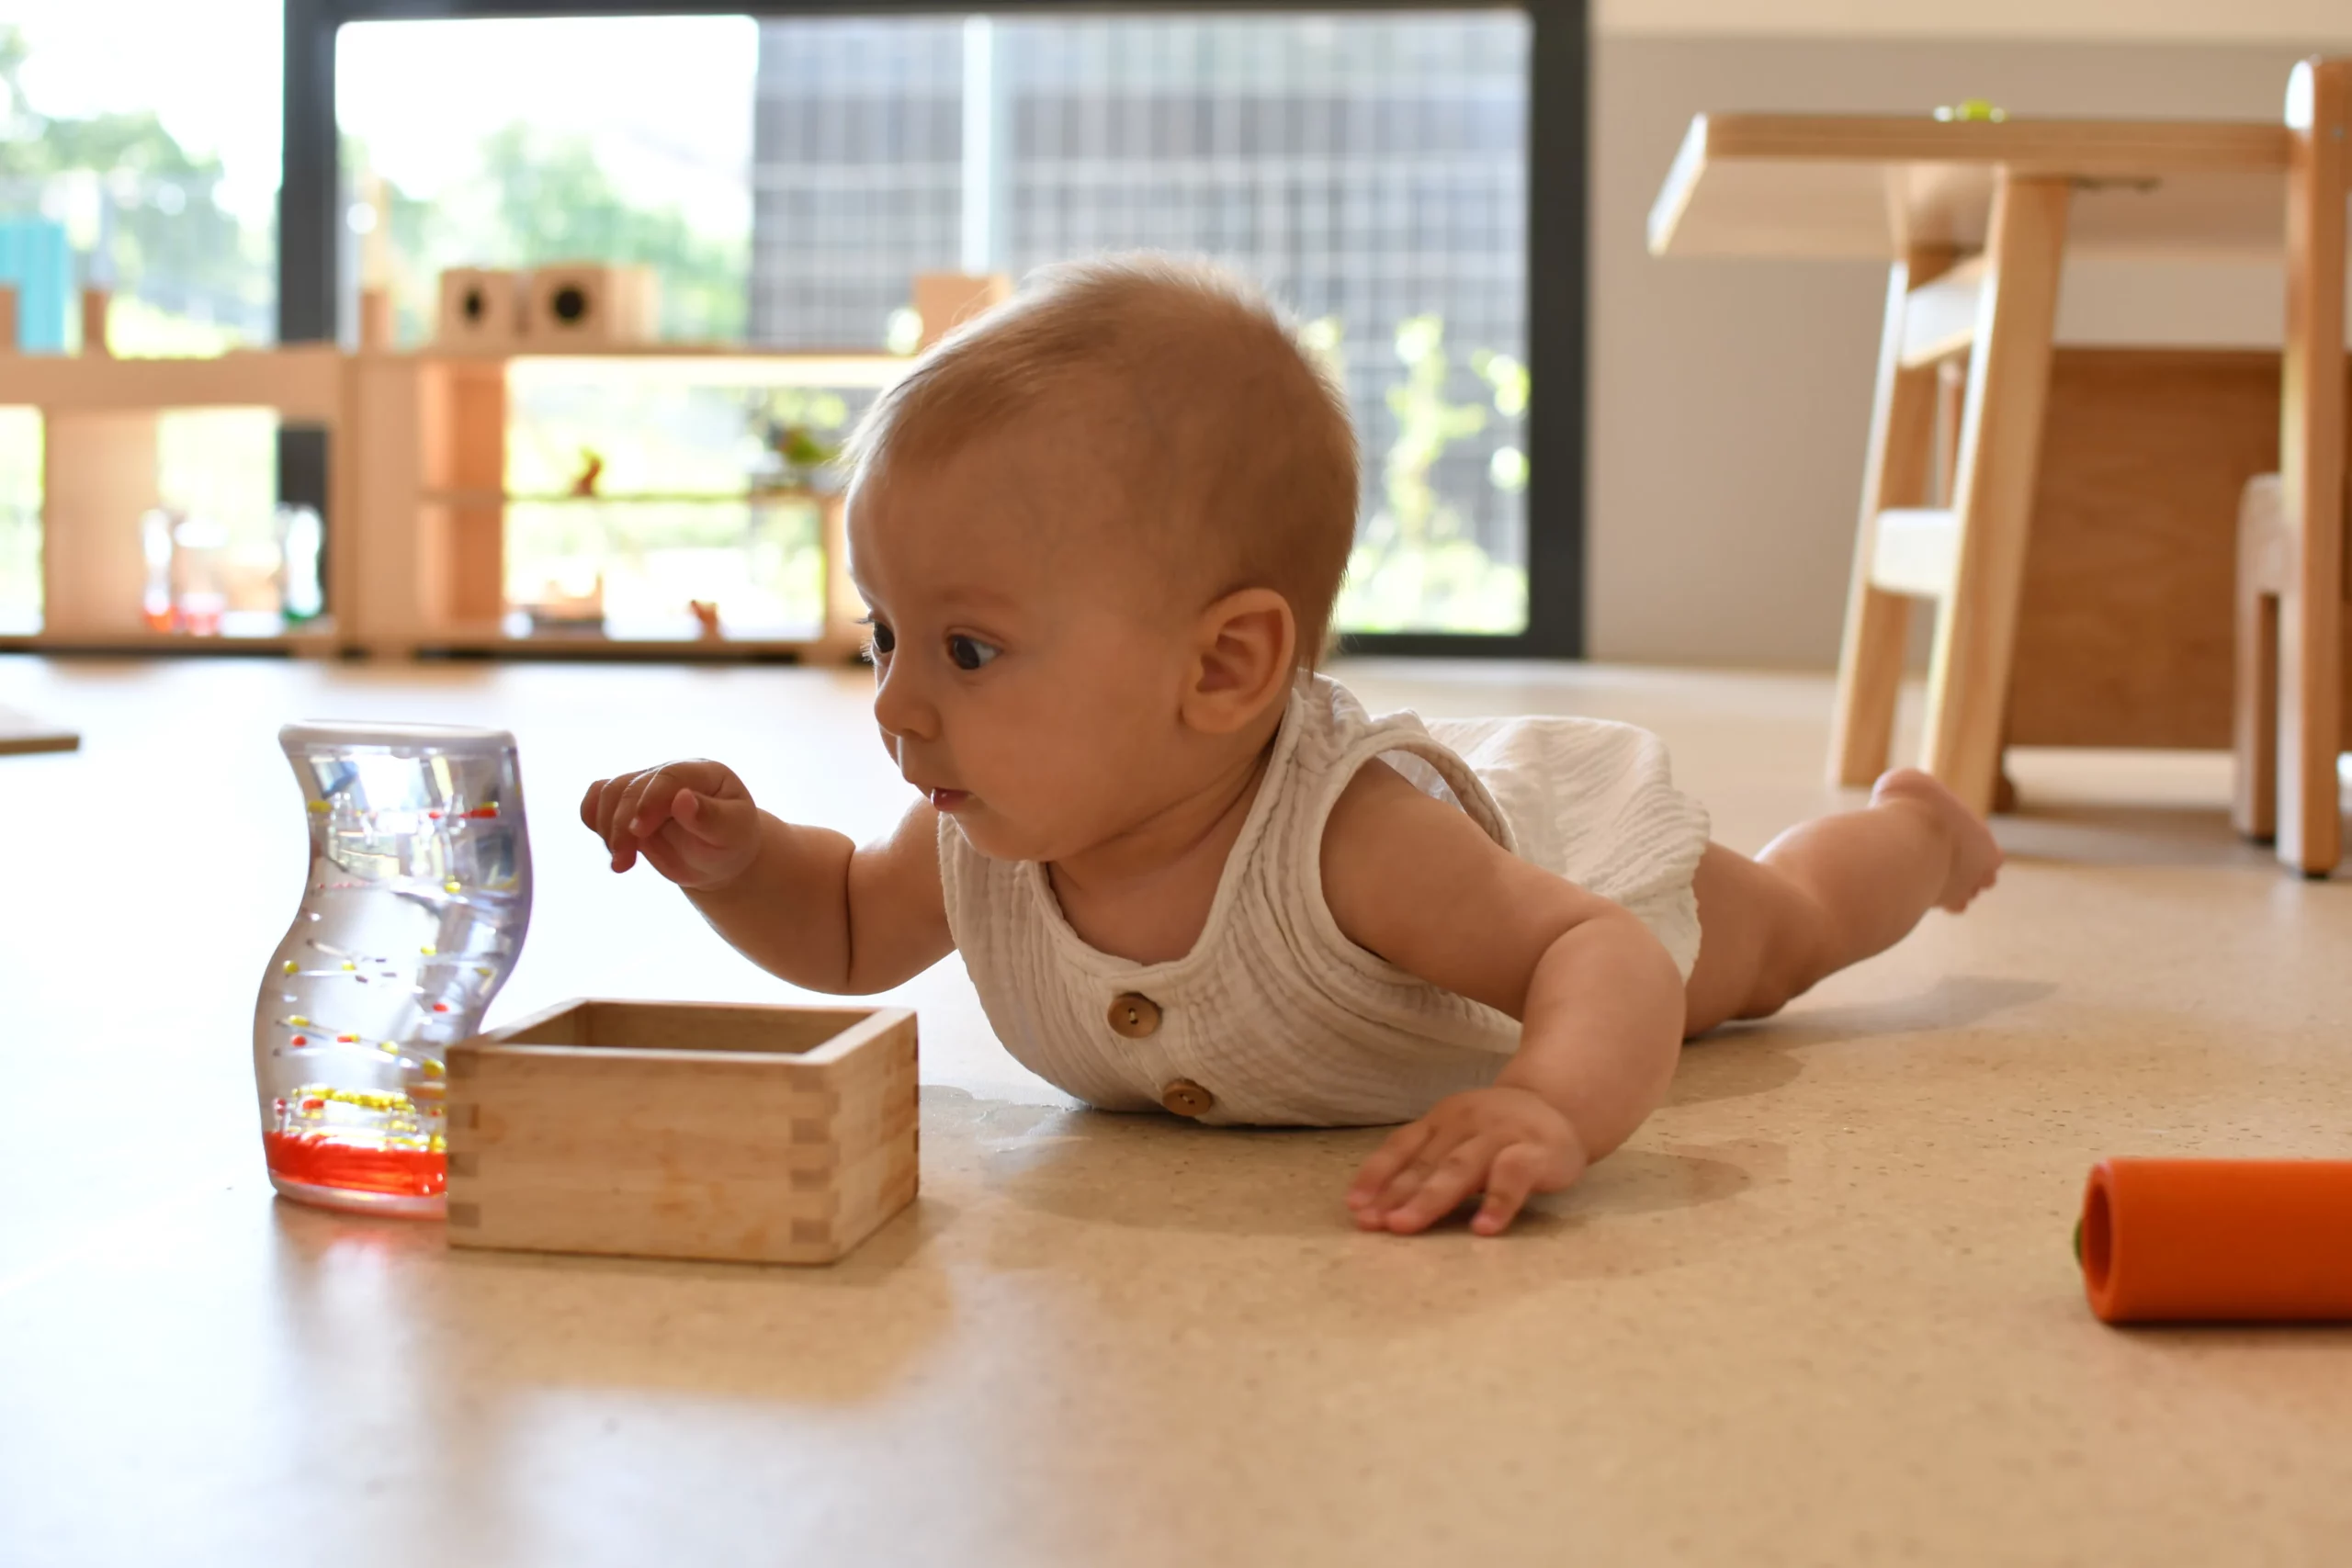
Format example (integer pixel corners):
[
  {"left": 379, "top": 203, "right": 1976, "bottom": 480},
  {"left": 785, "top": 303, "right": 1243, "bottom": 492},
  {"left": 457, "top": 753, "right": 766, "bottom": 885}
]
[
  {"left": 346, "top": 347, "right": 897, "bottom": 661},
  {"left": 0, "top": 338, "right": 349, "bottom": 649},
  {"left": 0, "top": 319, "right": 906, "bottom": 660}
]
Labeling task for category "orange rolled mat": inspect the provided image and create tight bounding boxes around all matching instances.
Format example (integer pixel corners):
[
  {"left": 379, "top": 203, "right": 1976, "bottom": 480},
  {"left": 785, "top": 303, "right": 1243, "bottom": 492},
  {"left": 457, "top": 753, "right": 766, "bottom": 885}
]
[{"left": 2078, "top": 1158, "right": 2352, "bottom": 1325}]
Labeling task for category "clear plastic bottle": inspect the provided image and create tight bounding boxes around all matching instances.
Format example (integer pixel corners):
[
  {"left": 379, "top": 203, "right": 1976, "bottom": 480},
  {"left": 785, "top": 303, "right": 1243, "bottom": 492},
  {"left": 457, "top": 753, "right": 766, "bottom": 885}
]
[{"left": 255, "top": 722, "right": 531, "bottom": 1216}]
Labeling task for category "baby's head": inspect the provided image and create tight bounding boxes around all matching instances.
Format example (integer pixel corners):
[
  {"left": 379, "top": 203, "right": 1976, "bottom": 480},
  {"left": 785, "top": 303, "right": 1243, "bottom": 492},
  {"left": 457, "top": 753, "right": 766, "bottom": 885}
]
[{"left": 844, "top": 254, "right": 1358, "bottom": 863}]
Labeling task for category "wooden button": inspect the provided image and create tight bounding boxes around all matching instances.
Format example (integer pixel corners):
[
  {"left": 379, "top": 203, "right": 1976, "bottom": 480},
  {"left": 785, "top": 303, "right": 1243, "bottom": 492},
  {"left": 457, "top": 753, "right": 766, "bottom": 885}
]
[
  {"left": 1108, "top": 993, "right": 1161, "bottom": 1038},
  {"left": 1160, "top": 1078, "right": 1216, "bottom": 1118}
]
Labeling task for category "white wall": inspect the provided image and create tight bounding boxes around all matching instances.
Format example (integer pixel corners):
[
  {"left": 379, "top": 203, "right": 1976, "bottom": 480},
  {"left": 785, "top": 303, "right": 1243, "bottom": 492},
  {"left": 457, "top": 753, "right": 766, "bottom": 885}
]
[
  {"left": 1585, "top": 32, "right": 2347, "bottom": 668},
  {"left": 1597, "top": 1, "right": 2352, "bottom": 44}
]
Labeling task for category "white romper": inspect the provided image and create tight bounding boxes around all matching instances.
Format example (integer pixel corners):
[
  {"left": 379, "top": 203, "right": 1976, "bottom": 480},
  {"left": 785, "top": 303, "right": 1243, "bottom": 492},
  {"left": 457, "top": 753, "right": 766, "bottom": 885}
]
[{"left": 937, "top": 673, "right": 1713, "bottom": 1126}]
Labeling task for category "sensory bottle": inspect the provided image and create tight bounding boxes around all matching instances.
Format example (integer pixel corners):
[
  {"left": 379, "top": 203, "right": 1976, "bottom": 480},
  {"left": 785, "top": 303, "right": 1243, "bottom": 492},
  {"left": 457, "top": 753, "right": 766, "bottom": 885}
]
[{"left": 256, "top": 722, "right": 531, "bottom": 1215}]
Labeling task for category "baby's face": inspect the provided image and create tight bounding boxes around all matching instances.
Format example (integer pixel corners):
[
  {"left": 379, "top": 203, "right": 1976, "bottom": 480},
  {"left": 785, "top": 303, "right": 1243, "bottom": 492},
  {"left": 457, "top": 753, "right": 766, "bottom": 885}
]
[{"left": 846, "top": 420, "right": 1204, "bottom": 863}]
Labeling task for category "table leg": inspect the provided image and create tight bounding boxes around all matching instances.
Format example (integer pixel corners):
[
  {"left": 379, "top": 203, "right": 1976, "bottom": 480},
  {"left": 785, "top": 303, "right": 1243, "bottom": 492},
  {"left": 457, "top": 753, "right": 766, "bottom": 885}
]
[
  {"left": 1920, "top": 175, "right": 2072, "bottom": 816},
  {"left": 1829, "top": 249, "right": 1954, "bottom": 787},
  {"left": 2274, "top": 60, "right": 2347, "bottom": 876}
]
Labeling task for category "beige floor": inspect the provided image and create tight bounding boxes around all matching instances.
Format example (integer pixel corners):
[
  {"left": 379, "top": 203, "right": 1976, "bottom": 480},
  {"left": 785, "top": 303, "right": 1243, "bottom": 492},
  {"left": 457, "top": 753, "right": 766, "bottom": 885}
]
[{"left": 2, "top": 652, "right": 2348, "bottom": 1567}]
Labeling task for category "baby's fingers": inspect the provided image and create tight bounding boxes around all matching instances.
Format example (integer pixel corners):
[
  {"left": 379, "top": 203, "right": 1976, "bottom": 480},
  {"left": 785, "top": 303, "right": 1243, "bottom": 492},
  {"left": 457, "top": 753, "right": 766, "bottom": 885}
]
[
  {"left": 616, "top": 770, "right": 689, "bottom": 840},
  {"left": 1382, "top": 1138, "right": 1498, "bottom": 1234},
  {"left": 579, "top": 777, "right": 612, "bottom": 835},
  {"left": 667, "top": 786, "right": 755, "bottom": 849},
  {"left": 1348, "top": 1122, "right": 1434, "bottom": 1216},
  {"left": 1471, "top": 1143, "right": 1550, "bottom": 1236}
]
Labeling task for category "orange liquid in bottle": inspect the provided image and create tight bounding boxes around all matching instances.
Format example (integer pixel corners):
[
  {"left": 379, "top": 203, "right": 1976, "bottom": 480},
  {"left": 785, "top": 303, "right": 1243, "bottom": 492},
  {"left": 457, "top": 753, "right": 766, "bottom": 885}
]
[{"left": 263, "top": 1132, "right": 446, "bottom": 1199}]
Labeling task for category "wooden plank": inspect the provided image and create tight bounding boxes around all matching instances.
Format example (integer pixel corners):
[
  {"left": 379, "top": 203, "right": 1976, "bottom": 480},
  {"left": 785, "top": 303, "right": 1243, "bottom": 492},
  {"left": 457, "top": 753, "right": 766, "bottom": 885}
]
[
  {"left": 343, "top": 356, "right": 430, "bottom": 655},
  {"left": 0, "top": 705, "right": 77, "bottom": 756},
  {"left": 1649, "top": 112, "right": 2289, "bottom": 262},
  {"left": 1684, "top": 114, "right": 2291, "bottom": 175},
  {"left": 1868, "top": 508, "right": 1961, "bottom": 598},
  {"left": 437, "top": 359, "right": 506, "bottom": 625},
  {"left": 1922, "top": 175, "right": 2071, "bottom": 814},
  {"left": 2274, "top": 58, "right": 2348, "bottom": 875},
  {"left": 1945, "top": 349, "right": 2352, "bottom": 756},
  {"left": 0, "top": 626, "right": 341, "bottom": 657},
  {"left": 0, "top": 346, "right": 346, "bottom": 422},
  {"left": 2006, "top": 350, "right": 2289, "bottom": 750},
  {"left": 358, "top": 287, "right": 393, "bottom": 351},
  {"left": 591, "top": 999, "right": 892, "bottom": 1058},
  {"left": 1897, "top": 255, "right": 1986, "bottom": 368},
  {"left": 79, "top": 288, "right": 109, "bottom": 357},
  {"left": 401, "top": 632, "right": 849, "bottom": 660},
  {"left": 1829, "top": 249, "right": 1950, "bottom": 786},
  {"left": 40, "top": 412, "right": 158, "bottom": 639}
]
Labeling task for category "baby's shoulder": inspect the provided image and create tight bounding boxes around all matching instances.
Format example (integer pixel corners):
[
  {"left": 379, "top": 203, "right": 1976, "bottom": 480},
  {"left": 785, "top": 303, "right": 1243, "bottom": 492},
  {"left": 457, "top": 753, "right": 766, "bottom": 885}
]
[{"left": 1316, "top": 755, "right": 1507, "bottom": 900}]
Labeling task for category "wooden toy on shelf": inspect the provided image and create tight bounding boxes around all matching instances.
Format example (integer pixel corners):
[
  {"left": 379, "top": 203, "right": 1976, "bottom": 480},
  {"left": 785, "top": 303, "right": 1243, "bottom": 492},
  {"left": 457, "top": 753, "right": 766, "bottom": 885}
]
[
  {"left": 444, "top": 998, "right": 920, "bottom": 1266},
  {"left": 436, "top": 268, "right": 525, "bottom": 348},
  {"left": 526, "top": 263, "right": 660, "bottom": 347}
]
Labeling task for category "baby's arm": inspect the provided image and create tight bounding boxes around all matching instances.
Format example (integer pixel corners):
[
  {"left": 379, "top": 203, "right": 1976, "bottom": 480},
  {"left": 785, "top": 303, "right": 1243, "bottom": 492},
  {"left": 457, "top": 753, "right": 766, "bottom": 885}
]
[
  {"left": 582, "top": 761, "right": 953, "bottom": 994},
  {"left": 1321, "top": 761, "right": 1686, "bottom": 1235}
]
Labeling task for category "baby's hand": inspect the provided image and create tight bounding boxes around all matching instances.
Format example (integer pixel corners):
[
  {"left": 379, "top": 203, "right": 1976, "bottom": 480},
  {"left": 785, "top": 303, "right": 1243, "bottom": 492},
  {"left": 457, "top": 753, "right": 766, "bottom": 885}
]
[
  {"left": 1346, "top": 1086, "right": 1589, "bottom": 1236},
  {"left": 580, "top": 760, "right": 763, "bottom": 889}
]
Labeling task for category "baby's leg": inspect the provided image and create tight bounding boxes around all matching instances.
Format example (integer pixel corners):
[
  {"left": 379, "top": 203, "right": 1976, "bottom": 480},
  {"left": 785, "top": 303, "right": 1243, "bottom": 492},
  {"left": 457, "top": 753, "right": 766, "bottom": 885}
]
[{"left": 1681, "top": 768, "right": 2002, "bottom": 1036}]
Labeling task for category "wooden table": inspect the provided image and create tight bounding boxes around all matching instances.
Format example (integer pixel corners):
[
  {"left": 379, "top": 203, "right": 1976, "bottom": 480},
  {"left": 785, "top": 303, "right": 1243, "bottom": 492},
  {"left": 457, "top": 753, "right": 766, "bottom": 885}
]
[{"left": 1649, "top": 114, "right": 2299, "bottom": 814}]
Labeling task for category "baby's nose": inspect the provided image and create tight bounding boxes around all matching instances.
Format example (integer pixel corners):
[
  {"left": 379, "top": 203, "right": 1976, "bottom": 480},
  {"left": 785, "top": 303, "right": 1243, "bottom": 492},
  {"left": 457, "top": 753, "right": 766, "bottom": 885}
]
[{"left": 872, "top": 669, "right": 937, "bottom": 742}]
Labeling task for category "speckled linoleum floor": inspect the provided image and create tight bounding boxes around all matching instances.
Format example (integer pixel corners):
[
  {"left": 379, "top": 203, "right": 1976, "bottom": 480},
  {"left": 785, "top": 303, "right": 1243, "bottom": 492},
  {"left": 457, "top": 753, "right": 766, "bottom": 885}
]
[{"left": 2, "top": 653, "right": 2347, "bottom": 1568}]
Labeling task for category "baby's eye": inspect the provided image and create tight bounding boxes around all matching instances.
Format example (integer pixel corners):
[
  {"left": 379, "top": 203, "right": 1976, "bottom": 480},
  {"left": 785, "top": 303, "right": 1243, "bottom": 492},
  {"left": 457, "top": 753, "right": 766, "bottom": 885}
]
[
  {"left": 860, "top": 616, "right": 896, "bottom": 660},
  {"left": 945, "top": 633, "right": 999, "bottom": 671}
]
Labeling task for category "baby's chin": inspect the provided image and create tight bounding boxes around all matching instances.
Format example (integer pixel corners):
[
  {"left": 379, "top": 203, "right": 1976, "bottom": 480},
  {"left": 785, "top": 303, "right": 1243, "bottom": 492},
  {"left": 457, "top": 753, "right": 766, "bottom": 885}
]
[{"left": 940, "top": 802, "right": 1051, "bottom": 863}]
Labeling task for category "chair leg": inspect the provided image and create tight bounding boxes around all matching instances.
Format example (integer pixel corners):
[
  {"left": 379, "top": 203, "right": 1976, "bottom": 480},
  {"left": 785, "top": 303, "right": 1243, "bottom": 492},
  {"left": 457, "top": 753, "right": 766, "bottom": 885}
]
[
  {"left": 2276, "top": 580, "right": 2345, "bottom": 874},
  {"left": 2233, "top": 476, "right": 2285, "bottom": 843},
  {"left": 1829, "top": 250, "right": 1952, "bottom": 788},
  {"left": 1921, "top": 175, "right": 2071, "bottom": 818},
  {"left": 2234, "top": 592, "right": 2281, "bottom": 843}
]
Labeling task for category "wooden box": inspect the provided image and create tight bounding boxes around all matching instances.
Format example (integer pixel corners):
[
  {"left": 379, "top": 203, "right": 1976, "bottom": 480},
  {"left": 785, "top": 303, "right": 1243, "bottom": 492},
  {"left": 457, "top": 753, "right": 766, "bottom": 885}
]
[
  {"left": 436, "top": 268, "right": 525, "bottom": 347},
  {"left": 445, "top": 999, "right": 918, "bottom": 1265},
  {"left": 524, "top": 264, "right": 659, "bottom": 346}
]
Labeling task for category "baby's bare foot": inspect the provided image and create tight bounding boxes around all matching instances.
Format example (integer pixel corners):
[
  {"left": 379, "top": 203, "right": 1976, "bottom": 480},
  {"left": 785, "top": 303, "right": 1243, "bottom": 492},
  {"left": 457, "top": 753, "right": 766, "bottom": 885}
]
[{"left": 1871, "top": 767, "right": 2003, "bottom": 911}]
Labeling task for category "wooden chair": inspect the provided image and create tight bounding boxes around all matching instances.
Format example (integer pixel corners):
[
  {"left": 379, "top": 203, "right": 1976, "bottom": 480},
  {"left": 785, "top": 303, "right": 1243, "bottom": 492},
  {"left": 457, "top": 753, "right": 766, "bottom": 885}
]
[
  {"left": 2234, "top": 58, "right": 2350, "bottom": 877},
  {"left": 1828, "top": 176, "right": 2071, "bottom": 817}
]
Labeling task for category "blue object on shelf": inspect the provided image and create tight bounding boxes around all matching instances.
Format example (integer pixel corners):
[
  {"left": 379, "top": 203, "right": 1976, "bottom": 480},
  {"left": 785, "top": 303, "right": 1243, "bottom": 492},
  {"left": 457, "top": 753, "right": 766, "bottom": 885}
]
[{"left": 0, "top": 218, "right": 73, "bottom": 352}]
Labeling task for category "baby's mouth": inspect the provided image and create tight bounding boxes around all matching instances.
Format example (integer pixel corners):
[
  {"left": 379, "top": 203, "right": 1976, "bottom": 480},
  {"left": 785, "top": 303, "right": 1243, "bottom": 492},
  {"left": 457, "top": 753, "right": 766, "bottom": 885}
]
[{"left": 925, "top": 786, "right": 970, "bottom": 812}]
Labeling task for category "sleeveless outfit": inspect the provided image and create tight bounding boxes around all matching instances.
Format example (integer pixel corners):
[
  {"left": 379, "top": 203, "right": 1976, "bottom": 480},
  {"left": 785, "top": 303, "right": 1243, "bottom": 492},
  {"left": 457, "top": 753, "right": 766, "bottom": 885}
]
[{"left": 938, "top": 673, "right": 1713, "bottom": 1127}]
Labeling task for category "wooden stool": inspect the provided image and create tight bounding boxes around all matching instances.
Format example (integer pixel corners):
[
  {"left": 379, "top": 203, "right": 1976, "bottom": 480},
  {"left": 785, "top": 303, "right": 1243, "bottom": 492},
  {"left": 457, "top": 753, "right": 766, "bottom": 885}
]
[{"left": 2234, "top": 58, "right": 2351, "bottom": 877}]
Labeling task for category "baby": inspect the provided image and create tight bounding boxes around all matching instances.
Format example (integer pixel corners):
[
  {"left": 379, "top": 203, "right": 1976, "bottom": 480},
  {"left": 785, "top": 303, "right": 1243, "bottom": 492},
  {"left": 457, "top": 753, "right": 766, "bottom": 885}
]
[{"left": 582, "top": 256, "right": 2001, "bottom": 1238}]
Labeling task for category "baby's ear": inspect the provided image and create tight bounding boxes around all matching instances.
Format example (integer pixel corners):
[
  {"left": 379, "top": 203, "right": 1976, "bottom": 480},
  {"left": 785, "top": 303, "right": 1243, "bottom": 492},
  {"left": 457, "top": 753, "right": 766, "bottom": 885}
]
[{"left": 1182, "top": 588, "right": 1295, "bottom": 735}]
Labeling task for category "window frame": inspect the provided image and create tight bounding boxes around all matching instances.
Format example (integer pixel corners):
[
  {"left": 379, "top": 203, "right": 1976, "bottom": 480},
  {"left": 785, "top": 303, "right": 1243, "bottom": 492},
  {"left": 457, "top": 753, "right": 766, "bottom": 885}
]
[{"left": 281, "top": 0, "right": 1587, "bottom": 658}]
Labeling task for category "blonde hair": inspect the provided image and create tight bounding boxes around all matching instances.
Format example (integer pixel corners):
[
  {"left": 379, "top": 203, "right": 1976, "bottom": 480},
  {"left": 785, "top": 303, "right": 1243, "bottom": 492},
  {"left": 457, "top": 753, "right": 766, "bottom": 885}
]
[{"left": 846, "top": 254, "right": 1360, "bottom": 667}]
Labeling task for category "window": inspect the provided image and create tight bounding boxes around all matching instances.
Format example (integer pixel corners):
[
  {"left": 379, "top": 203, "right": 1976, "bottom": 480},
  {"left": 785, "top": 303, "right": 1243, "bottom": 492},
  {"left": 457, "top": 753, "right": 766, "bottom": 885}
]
[
  {"left": 752, "top": 15, "right": 1532, "bottom": 635},
  {"left": 0, "top": 5, "right": 283, "bottom": 631},
  {"left": 300, "top": 4, "right": 1574, "bottom": 649}
]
